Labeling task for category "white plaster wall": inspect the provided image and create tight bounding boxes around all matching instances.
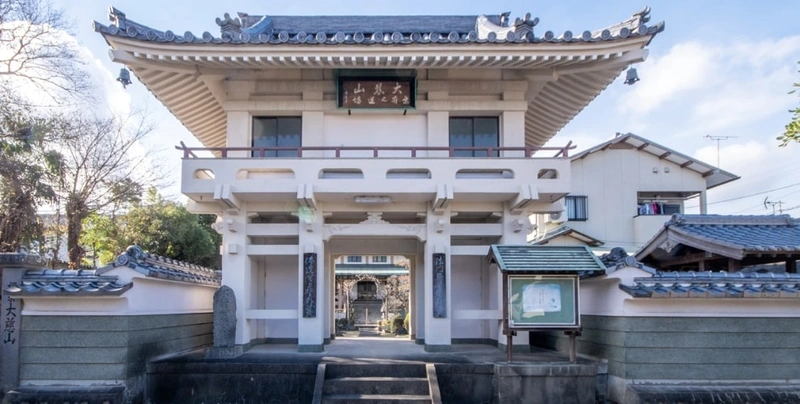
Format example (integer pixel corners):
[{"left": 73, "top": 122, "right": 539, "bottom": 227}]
[
  {"left": 323, "top": 115, "right": 427, "bottom": 157},
  {"left": 569, "top": 149, "right": 707, "bottom": 249},
  {"left": 451, "top": 256, "right": 485, "bottom": 339},
  {"left": 20, "top": 274, "right": 216, "bottom": 315},
  {"left": 264, "top": 255, "right": 299, "bottom": 338}
]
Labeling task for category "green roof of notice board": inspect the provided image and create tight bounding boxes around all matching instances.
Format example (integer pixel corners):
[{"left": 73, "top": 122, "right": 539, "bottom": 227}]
[{"left": 487, "top": 245, "right": 606, "bottom": 275}]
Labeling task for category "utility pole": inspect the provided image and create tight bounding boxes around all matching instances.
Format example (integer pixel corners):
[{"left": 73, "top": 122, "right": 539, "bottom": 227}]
[{"left": 704, "top": 135, "right": 738, "bottom": 168}]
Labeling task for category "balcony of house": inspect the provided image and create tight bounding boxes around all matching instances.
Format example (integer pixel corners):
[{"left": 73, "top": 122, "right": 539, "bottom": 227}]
[
  {"left": 178, "top": 143, "right": 573, "bottom": 210},
  {"left": 633, "top": 191, "right": 698, "bottom": 245}
]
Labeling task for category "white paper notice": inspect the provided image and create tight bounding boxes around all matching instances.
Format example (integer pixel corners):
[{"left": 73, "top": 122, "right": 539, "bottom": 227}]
[{"left": 522, "top": 283, "right": 561, "bottom": 313}]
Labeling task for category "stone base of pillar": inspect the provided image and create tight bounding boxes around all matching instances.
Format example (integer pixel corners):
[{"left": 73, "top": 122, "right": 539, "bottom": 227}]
[
  {"left": 298, "top": 344, "right": 324, "bottom": 352},
  {"left": 424, "top": 344, "right": 452, "bottom": 352},
  {"left": 205, "top": 345, "right": 244, "bottom": 359}
]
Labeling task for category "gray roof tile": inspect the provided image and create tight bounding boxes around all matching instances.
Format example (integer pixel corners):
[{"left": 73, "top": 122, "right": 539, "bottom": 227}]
[
  {"left": 620, "top": 271, "right": 800, "bottom": 299},
  {"left": 3, "top": 246, "right": 221, "bottom": 297},
  {"left": 488, "top": 245, "right": 606, "bottom": 276},
  {"left": 110, "top": 245, "right": 221, "bottom": 287},
  {"left": 93, "top": 7, "right": 663, "bottom": 46},
  {"left": 4, "top": 269, "right": 132, "bottom": 297}
]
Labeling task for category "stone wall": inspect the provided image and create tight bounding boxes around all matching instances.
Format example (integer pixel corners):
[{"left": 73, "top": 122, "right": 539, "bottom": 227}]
[
  {"left": 17, "top": 313, "right": 212, "bottom": 403},
  {"left": 532, "top": 315, "right": 800, "bottom": 402}
]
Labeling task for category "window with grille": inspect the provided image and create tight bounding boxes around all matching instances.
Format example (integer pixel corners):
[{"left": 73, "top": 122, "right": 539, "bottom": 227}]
[
  {"left": 252, "top": 117, "right": 302, "bottom": 157},
  {"left": 565, "top": 195, "right": 588, "bottom": 221},
  {"left": 347, "top": 256, "right": 362, "bottom": 263},
  {"left": 449, "top": 117, "right": 499, "bottom": 157},
  {"left": 373, "top": 256, "right": 388, "bottom": 263}
]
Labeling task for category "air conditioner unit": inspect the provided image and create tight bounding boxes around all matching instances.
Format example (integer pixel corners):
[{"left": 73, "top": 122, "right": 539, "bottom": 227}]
[{"left": 546, "top": 211, "right": 566, "bottom": 224}]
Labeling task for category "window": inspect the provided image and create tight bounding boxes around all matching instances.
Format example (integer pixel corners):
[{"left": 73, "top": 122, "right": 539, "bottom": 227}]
[
  {"left": 373, "top": 256, "right": 388, "bottom": 263},
  {"left": 449, "top": 117, "right": 499, "bottom": 157},
  {"left": 252, "top": 117, "right": 302, "bottom": 157},
  {"left": 565, "top": 196, "right": 588, "bottom": 221},
  {"left": 347, "top": 256, "right": 362, "bottom": 263}
]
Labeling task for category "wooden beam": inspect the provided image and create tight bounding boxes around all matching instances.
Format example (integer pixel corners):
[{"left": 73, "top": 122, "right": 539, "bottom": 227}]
[
  {"left": 680, "top": 160, "right": 694, "bottom": 168},
  {"left": 658, "top": 151, "right": 671, "bottom": 159},
  {"left": 660, "top": 251, "right": 718, "bottom": 267},
  {"left": 637, "top": 142, "right": 650, "bottom": 151}
]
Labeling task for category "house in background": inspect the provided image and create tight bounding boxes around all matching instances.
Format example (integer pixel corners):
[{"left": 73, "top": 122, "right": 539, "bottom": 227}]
[{"left": 531, "top": 132, "right": 740, "bottom": 251}]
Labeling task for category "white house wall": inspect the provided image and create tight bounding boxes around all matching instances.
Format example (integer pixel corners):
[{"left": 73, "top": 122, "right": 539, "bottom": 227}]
[{"left": 568, "top": 148, "right": 706, "bottom": 249}]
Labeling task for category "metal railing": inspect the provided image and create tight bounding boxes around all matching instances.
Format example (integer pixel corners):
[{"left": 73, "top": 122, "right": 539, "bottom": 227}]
[{"left": 176, "top": 141, "right": 575, "bottom": 159}]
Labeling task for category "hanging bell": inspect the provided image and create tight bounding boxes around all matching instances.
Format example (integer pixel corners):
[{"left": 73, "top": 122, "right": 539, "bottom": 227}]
[
  {"left": 623, "top": 67, "right": 640, "bottom": 85},
  {"left": 116, "top": 67, "right": 132, "bottom": 88}
]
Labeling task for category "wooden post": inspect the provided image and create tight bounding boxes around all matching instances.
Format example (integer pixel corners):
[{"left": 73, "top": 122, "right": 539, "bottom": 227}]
[
  {"left": 502, "top": 273, "right": 512, "bottom": 363},
  {"left": 787, "top": 259, "right": 797, "bottom": 274},
  {"left": 568, "top": 331, "right": 576, "bottom": 363}
]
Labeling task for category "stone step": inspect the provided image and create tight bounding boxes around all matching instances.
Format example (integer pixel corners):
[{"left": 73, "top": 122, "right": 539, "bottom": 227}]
[
  {"left": 323, "top": 377, "right": 429, "bottom": 395},
  {"left": 321, "top": 393, "right": 431, "bottom": 404},
  {"left": 326, "top": 363, "right": 427, "bottom": 379}
]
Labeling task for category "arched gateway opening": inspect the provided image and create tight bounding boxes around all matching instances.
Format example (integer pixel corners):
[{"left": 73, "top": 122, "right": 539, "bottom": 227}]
[{"left": 333, "top": 255, "right": 412, "bottom": 339}]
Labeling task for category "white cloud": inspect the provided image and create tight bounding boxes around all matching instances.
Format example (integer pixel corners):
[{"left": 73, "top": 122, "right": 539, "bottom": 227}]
[{"left": 622, "top": 41, "right": 718, "bottom": 115}]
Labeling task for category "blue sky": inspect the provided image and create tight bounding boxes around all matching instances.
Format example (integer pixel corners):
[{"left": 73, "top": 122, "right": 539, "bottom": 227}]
[{"left": 54, "top": 0, "right": 800, "bottom": 215}]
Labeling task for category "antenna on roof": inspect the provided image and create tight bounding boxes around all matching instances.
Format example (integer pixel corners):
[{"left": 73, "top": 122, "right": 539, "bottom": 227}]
[
  {"left": 764, "top": 197, "right": 783, "bottom": 215},
  {"left": 704, "top": 134, "right": 737, "bottom": 168}
]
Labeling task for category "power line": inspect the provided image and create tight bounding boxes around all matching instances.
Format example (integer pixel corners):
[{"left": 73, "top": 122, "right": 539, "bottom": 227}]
[{"left": 685, "top": 182, "right": 800, "bottom": 209}]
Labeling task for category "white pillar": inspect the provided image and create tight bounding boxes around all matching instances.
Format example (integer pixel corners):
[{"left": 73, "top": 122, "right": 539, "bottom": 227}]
[
  {"left": 423, "top": 206, "right": 452, "bottom": 351},
  {"left": 302, "top": 110, "right": 324, "bottom": 157},
  {"left": 226, "top": 111, "right": 250, "bottom": 158},
  {"left": 427, "top": 111, "right": 449, "bottom": 157},
  {"left": 297, "top": 208, "right": 325, "bottom": 351},
  {"left": 501, "top": 111, "right": 526, "bottom": 157},
  {"left": 699, "top": 190, "right": 708, "bottom": 214},
  {"left": 414, "top": 247, "right": 425, "bottom": 342},
  {"left": 219, "top": 208, "right": 252, "bottom": 346}
]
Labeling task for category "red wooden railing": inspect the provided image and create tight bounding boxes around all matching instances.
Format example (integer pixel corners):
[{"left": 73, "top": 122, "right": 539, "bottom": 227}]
[{"left": 175, "top": 141, "right": 575, "bottom": 159}]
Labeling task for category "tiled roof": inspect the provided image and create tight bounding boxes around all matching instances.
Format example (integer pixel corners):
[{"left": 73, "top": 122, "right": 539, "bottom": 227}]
[
  {"left": 620, "top": 271, "right": 800, "bottom": 298},
  {"left": 110, "top": 245, "right": 221, "bottom": 287},
  {"left": 0, "top": 252, "right": 45, "bottom": 268},
  {"left": 487, "top": 245, "right": 606, "bottom": 276},
  {"left": 571, "top": 133, "right": 739, "bottom": 189},
  {"left": 4, "top": 269, "right": 132, "bottom": 297},
  {"left": 93, "top": 6, "right": 663, "bottom": 46},
  {"left": 667, "top": 215, "right": 800, "bottom": 252},
  {"left": 531, "top": 225, "right": 604, "bottom": 247},
  {"left": 636, "top": 214, "right": 800, "bottom": 262}
]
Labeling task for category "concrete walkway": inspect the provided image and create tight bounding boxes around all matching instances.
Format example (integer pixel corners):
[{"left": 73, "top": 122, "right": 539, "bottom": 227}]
[{"left": 244, "top": 338, "right": 584, "bottom": 365}]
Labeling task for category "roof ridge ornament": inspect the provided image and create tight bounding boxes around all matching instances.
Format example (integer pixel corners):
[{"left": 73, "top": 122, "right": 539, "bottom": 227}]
[
  {"left": 476, "top": 12, "right": 538, "bottom": 42},
  {"left": 216, "top": 12, "right": 274, "bottom": 38}
]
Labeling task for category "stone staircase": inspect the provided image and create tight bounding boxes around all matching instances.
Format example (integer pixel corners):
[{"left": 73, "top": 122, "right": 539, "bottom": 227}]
[{"left": 313, "top": 363, "right": 442, "bottom": 404}]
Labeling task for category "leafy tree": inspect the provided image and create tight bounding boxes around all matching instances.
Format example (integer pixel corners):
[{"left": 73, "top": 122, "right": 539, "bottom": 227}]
[
  {"left": 51, "top": 112, "right": 158, "bottom": 266},
  {"left": 0, "top": 0, "right": 91, "bottom": 253},
  {"left": 0, "top": 103, "right": 62, "bottom": 252},
  {"left": 778, "top": 63, "right": 800, "bottom": 147},
  {"left": 81, "top": 189, "right": 221, "bottom": 269}
]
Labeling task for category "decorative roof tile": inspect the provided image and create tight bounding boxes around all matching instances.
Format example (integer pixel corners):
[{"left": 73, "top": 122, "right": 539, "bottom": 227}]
[
  {"left": 93, "top": 7, "right": 663, "bottom": 46},
  {"left": 620, "top": 271, "right": 800, "bottom": 298},
  {"left": 487, "top": 245, "right": 606, "bottom": 276},
  {"left": 4, "top": 269, "right": 132, "bottom": 297},
  {"left": 110, "top": 245, "right": 221, "bottom": 287}
]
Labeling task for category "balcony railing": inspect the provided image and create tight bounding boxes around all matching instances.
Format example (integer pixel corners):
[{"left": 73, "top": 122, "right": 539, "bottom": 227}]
[{"left": 175, "top": 142, "right": 575, "bottom": 159}]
